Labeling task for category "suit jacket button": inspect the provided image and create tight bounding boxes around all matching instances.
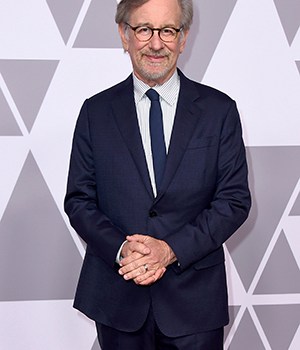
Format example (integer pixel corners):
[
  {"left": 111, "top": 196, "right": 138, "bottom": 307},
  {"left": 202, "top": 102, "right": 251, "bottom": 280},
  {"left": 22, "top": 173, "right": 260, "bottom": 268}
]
[{"left": 149, "top": 210, "right": 157, "bottom": 218}]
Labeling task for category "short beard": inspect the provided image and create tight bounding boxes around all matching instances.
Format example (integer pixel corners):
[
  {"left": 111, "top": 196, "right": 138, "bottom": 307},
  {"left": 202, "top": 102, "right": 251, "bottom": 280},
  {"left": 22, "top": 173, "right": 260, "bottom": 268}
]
[
  {"left": 138, "top": 67, "right": 170, "bottom": 83},
  {"left": 138, "top": 49, "right": 171, "bottom": 84}
]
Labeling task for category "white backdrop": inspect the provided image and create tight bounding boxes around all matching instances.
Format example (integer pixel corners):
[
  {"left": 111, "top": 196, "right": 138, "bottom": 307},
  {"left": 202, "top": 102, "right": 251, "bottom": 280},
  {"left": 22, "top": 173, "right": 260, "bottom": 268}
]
[{"left": 0, "top": 0, "right": 299, "bottom": 349}]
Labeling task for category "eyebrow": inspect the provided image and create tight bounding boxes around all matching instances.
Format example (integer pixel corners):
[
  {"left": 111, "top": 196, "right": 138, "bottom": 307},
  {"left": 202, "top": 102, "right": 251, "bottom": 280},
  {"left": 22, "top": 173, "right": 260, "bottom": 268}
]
[{"left": 133, "top": 22, "right": 178, "bottom": 28}]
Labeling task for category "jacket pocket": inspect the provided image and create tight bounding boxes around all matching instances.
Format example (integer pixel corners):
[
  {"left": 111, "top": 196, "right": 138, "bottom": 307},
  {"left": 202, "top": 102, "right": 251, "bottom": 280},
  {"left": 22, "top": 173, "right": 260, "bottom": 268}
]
[{"left": 187, "top": 136, "right": 217, "bottom": 150}]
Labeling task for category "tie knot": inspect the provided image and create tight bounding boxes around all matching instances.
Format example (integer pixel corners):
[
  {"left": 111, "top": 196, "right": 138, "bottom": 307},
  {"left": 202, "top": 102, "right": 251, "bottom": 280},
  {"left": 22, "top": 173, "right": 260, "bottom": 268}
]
[{"left": 146, "top": 88, "right": 160, "bottom": 102}]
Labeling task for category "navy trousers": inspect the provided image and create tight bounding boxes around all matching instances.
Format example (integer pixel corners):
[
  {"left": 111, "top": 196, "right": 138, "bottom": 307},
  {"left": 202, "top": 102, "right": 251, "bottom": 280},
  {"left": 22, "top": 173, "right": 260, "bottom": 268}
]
[{"left": 96, "top": 307, "right": 224, "bottom": 350}]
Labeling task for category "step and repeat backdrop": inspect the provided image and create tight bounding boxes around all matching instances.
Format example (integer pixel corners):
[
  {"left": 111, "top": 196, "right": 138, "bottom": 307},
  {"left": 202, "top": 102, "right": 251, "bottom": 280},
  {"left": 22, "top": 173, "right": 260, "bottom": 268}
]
[{"left": 0, "top": 0, "right": 299, "bottom": 349}]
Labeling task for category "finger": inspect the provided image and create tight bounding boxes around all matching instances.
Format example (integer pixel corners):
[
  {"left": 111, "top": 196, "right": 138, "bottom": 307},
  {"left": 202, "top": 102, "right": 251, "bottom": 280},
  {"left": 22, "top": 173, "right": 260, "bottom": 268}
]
[
  {"left": 119, "top": 258, "right": 141, "bottom": 275},
  {"left": 119, "top": 254, "right": 161, "bottom": 275},
  {"left": 133, "top": 269, "right": 156, "bottom": 284},
  {"left": 119, "top": 254, "right": 149, "bottom": 272},
  {"left": 120, "top": 263, "right": 149, "bottom": 281},
  {"left": 137, "top": 268, "right": 166, "bottom": 285},
  {"left": 153, "top": 267, "right": 166, "bottom": 279},
  {"left": 136, "top": 276, "right": 156, "bottom": 286},
  {"left": 119, "top": 251, "right": 143, "bottom": 267},
  {"left": 119, "top": 259, "right": 151, "bottom": 278},
  {"left": 126, "top": 234, "right": 148, "bottom": 243},
  {"left": 123, "top": 240, "right": 150, "bottom": 256},
  {"left": 136, "top": 267, "right": 166, "bottom": 286}
]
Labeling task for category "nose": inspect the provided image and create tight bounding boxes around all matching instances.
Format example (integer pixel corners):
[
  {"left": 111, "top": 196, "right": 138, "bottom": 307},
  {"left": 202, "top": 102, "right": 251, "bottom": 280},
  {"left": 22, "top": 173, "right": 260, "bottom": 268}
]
[{"left": 148, "top": 31, "right": 165, "bottom": 50}]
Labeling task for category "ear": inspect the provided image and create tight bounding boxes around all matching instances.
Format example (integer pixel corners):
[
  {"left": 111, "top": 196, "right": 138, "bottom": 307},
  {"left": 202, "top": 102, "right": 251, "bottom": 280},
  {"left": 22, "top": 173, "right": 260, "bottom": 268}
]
[
  {"left": 179, "top": 30, "right": 189, "bottom": 54},
  {"left": 118, "top": 24, "right": 129, "bottom": 51}
]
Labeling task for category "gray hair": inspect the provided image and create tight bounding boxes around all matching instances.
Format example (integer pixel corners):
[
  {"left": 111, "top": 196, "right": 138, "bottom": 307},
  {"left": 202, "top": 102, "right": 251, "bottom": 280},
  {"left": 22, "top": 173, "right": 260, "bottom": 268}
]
[{"left": 115, "top": 0, "right": 193, "bottom": 31}]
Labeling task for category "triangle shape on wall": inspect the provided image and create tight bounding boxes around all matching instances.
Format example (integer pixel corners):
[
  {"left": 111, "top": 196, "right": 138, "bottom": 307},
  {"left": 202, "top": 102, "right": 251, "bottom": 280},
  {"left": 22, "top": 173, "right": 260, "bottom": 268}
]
[
  {"left": 202, "top": 0, "right": 300, "bottom": 147},
  {"left": 0, "top": 152, "right": 82, "bottom": 301},
  {"left": 0, "top": 89, "right": 22, "bottom": 136},
  {"left": 0, "top": 60, "right": 59, "bottom": 133},
  {"left": 254, "top": 231, "right": 300, "bottom": 294},
  {"left": 254, "top": 304, "right": 300, "bottom": 350},
  {"left": 91, "top": 338, "right": 101, "bottom": 350},
  {"left": 74, "top": 0, "right": 121, "bottom": 48},
  {"left": 228, "top": 309, "right": 265, "bottom": 350},
  {"left": 0, "top": 300, "right": 97, "bottom": 349},
  {"left": 46, "top": 0, "right": 85, "bottom": 44},
  {"left": 227, "top": 147, "right": 300, "bottom": 291},
  {"left": 296, "top": 61, "right": 300, "bottom": 75},
  {"left": 273, "top": 0, "right": 300, "bottom": 45},
  {"left": 290, "top": 191, "right": 300, "bottom": 216},
  {"left": 179, "top": 0, "right": 238, "bottom": 82},
  {"left": 224, "top": 305, "right": 241, "bottom": 342},
  {"left": 284, "top": 218, "right": 300, "bottom": 270}
]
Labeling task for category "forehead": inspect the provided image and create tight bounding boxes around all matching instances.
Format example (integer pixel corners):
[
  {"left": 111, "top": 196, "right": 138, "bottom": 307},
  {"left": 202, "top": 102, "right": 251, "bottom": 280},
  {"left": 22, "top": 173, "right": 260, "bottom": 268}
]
[{"left": 129, "top": 0, "right": 182, "bottom": 26}]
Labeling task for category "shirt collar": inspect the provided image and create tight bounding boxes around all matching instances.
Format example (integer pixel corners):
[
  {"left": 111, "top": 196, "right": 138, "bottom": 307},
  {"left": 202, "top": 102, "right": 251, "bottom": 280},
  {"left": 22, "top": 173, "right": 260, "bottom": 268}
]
[{"left": 133, "top": 70, "right": 180, "bottom": 106}]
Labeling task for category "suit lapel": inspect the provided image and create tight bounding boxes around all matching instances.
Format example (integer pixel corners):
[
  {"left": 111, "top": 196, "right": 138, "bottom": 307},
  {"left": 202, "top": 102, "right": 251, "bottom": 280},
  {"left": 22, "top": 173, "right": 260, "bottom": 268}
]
[
  {"left": 111, "top": 75, "right": 154, "bottom": 198},
  {"left": 155, "top": 72, "right": 202, "bottom": 202},
  {"left": 110, "top": 73, "right": 203, "bottom": 202}
]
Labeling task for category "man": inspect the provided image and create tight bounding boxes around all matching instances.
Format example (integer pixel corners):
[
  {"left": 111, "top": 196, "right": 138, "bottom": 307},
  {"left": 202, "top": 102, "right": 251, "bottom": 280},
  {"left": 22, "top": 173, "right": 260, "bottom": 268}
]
[{"left": 64, "top": 0, "right": 251, "bottom": 349}]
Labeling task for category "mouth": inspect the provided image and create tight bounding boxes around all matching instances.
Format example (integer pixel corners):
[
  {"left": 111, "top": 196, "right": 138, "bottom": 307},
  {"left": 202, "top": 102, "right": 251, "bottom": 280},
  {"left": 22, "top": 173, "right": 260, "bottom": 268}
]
[{"left": 143, "top": 52, "right": 168, "bottom": 64}]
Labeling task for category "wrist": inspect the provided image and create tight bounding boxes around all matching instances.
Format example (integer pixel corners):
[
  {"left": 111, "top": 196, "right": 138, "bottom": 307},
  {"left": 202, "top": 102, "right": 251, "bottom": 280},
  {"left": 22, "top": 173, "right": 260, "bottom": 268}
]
[{"left": 162, "top": 240, "right": 177, "bottom": 266}]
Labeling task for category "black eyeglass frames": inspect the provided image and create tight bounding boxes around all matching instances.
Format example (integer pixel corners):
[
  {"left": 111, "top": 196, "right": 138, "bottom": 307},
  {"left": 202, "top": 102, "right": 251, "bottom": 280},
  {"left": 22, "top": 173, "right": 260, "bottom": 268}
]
[{"left": 125, "top": 23, "right": 183, "bottom": 42}]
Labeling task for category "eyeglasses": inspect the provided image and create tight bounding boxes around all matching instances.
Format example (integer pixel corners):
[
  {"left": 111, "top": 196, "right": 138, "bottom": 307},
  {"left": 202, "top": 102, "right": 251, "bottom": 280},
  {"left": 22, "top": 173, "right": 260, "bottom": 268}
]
[{"left": 125, "top": 23, "right": 182, "bottom": 43}]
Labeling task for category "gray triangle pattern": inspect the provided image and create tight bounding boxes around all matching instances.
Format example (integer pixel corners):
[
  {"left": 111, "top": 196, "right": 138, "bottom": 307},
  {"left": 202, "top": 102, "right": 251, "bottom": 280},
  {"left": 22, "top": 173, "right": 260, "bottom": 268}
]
[
  {"left": 0, "top": 60, "right": 59, "bottom": 133},
  {"left": 224, "top": 305, "right": 240, "bottom": 342},
  {"left": 296, "top": 61, "right": 300, "bottom": 75},
  {"left": 226, "top": 147, "right": 300, "bottom": 291},
  {"left": 178, "top": 0, "right": 238, "bottom": 82},
  {"left": 46, "top": 0, "right": 85, "bottom": 44},
  {"left": 254, "top": 231, "right": 300, "bottom": 294},
  {"left": 273, "top": 0, "right": 300, "bottom": 45},
  {"left": 228, "top": 309, "right": 265, "bottom": 350},
  {"left": 73, "top": 0, "right": 121, "bottom": 48},
  {"left": 0, "top": 88, "right": 22, "bottom": 136},
  {"left": 290, "top": 191, "right": 300, "bottom": 215},
  {"left": 0, "top": 152, "right": 82, "bottom": 301},
  {"left": 254, "top": 304, "right": 300, "bottom": 350},
  {"left": 91, "top": 338, "right": 101, "bottom": 350}
]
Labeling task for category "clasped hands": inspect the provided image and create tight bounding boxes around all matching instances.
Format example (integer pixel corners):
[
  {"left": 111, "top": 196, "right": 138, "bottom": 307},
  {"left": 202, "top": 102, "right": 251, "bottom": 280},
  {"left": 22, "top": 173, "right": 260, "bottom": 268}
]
[{"left": 118, "top": 234, "right": 176, "bottom": 286}]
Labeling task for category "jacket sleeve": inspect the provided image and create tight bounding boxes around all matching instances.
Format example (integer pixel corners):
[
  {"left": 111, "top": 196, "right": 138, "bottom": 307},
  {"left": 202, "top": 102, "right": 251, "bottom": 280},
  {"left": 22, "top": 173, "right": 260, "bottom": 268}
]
[
  {"left": 64, "top": 100, "right": 125, "bottom": 267},
  {"left": 164, "top": 101, "right": 251, "bottom": 271}
]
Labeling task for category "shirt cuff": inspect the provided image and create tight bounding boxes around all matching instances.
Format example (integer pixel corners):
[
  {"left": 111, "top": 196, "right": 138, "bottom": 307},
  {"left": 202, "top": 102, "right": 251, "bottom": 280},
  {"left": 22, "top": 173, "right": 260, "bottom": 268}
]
[{"left": 115, "top": 240, "right": 127, "bottom": 265}]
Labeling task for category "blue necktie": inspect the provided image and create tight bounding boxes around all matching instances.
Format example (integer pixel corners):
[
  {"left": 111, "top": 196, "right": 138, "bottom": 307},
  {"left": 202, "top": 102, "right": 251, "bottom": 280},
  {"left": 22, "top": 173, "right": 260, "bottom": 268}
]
[{"left": 146, "top": 89, "right": 166, "bottom": 190}]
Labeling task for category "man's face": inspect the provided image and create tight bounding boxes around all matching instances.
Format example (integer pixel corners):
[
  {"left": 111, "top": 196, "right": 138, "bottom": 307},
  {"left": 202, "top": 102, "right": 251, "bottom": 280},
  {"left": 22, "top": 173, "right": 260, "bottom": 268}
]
[{"left": 119, "top": 0, "right": 189, "bottom": 86}]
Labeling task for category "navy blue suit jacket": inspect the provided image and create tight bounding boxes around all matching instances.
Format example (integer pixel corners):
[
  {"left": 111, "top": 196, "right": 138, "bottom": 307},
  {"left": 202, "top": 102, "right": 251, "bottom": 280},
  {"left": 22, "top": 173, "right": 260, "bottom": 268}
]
[{"left": 64, "top": 70, "right": 251, "bottom": 337}]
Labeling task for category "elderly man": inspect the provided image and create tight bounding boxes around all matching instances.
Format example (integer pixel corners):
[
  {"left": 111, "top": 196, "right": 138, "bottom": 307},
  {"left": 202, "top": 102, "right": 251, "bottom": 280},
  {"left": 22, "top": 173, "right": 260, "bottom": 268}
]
[{"left": 64, "top": 0, "right": 251, "bottom": 349}]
